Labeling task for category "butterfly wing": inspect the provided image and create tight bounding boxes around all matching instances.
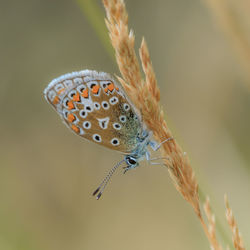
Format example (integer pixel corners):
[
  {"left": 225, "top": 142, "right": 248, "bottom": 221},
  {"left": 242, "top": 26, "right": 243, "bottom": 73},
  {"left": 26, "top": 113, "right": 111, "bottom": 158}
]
[{"left": 44, "top": 70, "right": 143, "bottom": 153}]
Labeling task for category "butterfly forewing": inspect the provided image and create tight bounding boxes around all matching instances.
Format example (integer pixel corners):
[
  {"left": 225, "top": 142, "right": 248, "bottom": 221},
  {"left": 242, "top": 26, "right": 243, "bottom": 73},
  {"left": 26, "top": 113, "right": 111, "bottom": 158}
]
[{"left": 44, "top": 70, "right": 142, "bottom": 153}]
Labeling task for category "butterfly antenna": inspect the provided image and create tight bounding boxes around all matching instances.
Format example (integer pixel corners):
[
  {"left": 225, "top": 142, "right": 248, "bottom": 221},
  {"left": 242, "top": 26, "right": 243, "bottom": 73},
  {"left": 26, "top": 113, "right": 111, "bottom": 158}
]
[{"left": 92, "top": 159, "right": 125, "bottom": 200}]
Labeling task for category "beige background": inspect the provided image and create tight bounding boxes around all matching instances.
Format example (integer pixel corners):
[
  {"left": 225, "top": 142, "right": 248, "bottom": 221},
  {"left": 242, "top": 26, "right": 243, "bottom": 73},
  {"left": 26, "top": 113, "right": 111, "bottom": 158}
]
[{"left": 0, "top": 0, "right": 249, "bottom": 249}]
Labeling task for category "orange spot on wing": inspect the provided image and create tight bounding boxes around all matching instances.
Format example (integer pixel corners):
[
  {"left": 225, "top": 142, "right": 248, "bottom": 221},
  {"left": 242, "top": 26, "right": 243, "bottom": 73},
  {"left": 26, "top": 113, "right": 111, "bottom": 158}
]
[
  {"left": 71, "top": 124, "right": 79, "bottom": 133},
  {"left": 67, "top": 113, "right": 75, "bottom": 123},
  {"left": 104, "top": 87, "right": 108, "bottom": 93},
  {"left": 81, "top": 89, "right": 89, "bottom": 98},
  {"left": 53, "top": 95, "right": 59, "bottom": 105},
  {"left": 73, "top": 92, "right": 80, "bottom": 102},
  {"left": 92, "top": 85, "right": 100, "bottom": 94},
  {"left": 108, "top": 83, "right": 114, "bottom": 92},
  {"left": 57, "top": 88, "right": 65, "bottom": 95},
  {"left": 67, "top": 101, "right": 74, "bottom": 110},
  {"left": 116, "top": 87, "right": 119, "bottom": 91}
]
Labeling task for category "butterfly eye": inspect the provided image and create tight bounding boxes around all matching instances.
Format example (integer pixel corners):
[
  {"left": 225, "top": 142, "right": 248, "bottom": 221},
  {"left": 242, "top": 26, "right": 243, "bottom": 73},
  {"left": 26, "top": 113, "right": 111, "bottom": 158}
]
[
  {"left": 129, "top": 158, "right": 136, "bottom": 165},
  {"left": 126, "top": 156, "right": 137, "bottom": 166}
]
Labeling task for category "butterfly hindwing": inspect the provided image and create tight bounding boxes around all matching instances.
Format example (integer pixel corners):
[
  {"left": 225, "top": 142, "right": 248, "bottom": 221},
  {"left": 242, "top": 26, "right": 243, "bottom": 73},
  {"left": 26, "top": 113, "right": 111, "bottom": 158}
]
[{"left": 44, "top": 70, "right": 143, "bottom": 153}]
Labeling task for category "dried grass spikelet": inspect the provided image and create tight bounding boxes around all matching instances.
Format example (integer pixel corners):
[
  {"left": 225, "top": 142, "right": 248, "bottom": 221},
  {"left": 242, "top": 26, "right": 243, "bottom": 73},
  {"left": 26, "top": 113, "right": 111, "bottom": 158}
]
[
  {"left": 102, "top": 0, "right": 225, "bottom": 249},
  {"left": 203, "top": 197, "right": 223, "bottom": 250},
  {"left": 103, "top": 0, "right": 141, "bottom": 90},
  {"left": 103, "top": 0, "right": 200, "bottom": 216},
  {"left": 224, "top": 195, "right": 245, "bottom": 250}
]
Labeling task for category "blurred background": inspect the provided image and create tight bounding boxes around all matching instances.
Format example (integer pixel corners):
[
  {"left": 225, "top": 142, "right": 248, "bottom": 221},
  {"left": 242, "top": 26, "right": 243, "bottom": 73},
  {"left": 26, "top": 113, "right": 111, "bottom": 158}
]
[{"left": 0, "top": 0, "right": 249, "bottom": 249}]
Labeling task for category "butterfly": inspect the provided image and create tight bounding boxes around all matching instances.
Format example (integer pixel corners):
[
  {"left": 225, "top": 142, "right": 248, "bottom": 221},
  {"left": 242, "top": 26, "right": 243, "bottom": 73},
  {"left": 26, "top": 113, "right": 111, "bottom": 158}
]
[{"left": 44, "top": 70, "right": 172, "bottom": 199}]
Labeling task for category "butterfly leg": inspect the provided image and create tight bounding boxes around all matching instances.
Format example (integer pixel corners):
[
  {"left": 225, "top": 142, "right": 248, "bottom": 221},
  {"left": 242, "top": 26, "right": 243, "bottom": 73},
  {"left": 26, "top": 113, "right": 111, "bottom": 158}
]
[
  {"left": 150, "top": 162, "right": 164, "bottom": 166},
  {"left": 149, "top": 156, "right": 171, "bottom": 166},
  {"left": 147, "top": 137, "right": 173, "bottom": 165},
  {"left": 149, "top": 137, "right": 174, "bottom": 151},
  {"left": 146, "top": 150, "right": 151, "bottom": 161}
]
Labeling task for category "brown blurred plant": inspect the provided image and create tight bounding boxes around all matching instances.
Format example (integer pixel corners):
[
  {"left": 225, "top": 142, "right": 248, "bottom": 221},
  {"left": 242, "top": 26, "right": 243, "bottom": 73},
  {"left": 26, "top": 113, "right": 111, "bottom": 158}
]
[
  {"left": 225, "top": 195, "right": 245, "bottom": 250},
  {"left": 204, "top": 197, "right": 223, "bottom": 250}
]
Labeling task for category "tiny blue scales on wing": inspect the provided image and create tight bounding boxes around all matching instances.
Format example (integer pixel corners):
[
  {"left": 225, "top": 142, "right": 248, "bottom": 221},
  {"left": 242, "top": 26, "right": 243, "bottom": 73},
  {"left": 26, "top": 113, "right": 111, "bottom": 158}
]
[{"left": 44, "top": 70, "right": 170, "bottom": 199}]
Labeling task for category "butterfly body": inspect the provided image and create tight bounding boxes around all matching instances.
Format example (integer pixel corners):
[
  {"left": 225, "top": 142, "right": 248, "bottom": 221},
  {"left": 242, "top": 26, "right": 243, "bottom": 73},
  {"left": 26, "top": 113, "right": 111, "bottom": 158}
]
[{"left": 44, "top": 70, "right": 163, "bottom": 198}]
